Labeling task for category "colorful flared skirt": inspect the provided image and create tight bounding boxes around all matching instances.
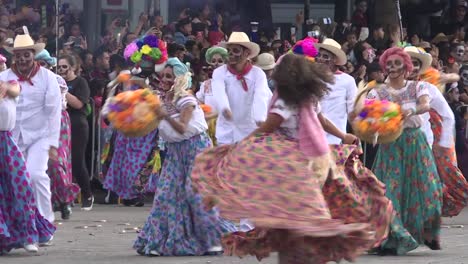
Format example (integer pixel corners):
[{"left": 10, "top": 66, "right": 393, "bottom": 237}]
[
  {"left": 429, "top": 110, "right": 468, "bottom": 217},
  {"left": 47, "top": 110, "right": 80, "bottom": 207},
  {"left": 191, "top": 132, "right": 375, "bottom": 264},
  {"left": 372, "top": 128, "right": 442, "bottom": 255},
  {"left": 134, "top": 132, "right": 231, "bottom": 256},
  {"left": 324, "top": 144, "right": 394, "bottom": 248},
  {"left": 0, "top": 131, "right": 56, "bottom": 253},
  {"left": 103, "top": 129, "right": 158, "bottom": 199}
]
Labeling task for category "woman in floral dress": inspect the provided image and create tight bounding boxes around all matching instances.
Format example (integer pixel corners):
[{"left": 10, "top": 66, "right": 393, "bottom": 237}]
[
  {"left": 134, "top": 57, "right": 235, "bottom": 256},
  {"left": 36, "top": 49, "right": 80, "bottom": 220},
  {"left": 0, "top": 80, "right": 55, "bottom": 254},
  {"left": 366, "top": 47, "right": 443, "bottom": 255},
  {"left": 103, "top": 36, "right": 164, "bottom": 206},
  {"left": 192, "top": 54, "right": 379, "bottom": 264}
]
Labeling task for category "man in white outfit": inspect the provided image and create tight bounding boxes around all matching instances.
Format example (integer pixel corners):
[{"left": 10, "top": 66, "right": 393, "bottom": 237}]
[
  {"left": 212, "top": 32, "right": 272, "bottom": 145},
  {"left": 0, "top": 31, "right": 61, "bottom": 225},
  {"left": 211, "top": 32, "right": 272, "bottom": 231},
  {"left": 404, "top": 46, "right": 456, "bottom": 149},
  {"left": 315, "top": 38, "right": 358, "bottom": 144}
]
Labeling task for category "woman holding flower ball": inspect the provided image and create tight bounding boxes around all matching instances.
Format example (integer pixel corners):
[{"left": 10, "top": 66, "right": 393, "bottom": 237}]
[
  {"left": 364, "top": 47, "right": 443, "bottom": 255},
  {"left": 103, "top": 35, "right": 165, "bottom": 206},
  {"left": 133, "top": 57, "right": 235, "bottom": 256}
]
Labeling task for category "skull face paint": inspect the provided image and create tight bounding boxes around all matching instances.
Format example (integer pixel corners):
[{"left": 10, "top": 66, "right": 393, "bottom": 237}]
[
  {"left": 456, "top": 46, "right": 465, "bottom": 61},
  {"left": 227, "top": 44, "right": 247, "bottom": 65},
  {"left": 316, "top": 48, "right": 336, "bottom": 70},
  {"left": 408, "top": 58, "right": 422, "bottom": 80},
  {"left": 461, "top": 69, "right": 468, "bottom": 86},
  {"left": 385, "top": 55, "right": 406, "bottom": 79}
]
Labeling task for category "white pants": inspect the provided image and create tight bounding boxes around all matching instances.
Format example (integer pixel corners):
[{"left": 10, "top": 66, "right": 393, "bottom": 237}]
[{"left": 17, "top": 137, "right": 55, "bottom": 223}]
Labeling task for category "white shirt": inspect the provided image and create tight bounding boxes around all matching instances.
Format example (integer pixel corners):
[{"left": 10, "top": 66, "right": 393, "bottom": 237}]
[
  {"left": 211, "top": 65, "right": 272, "bottom": 144},
  {"left": 270, "top": 98, "right": 322, "bottom": 139},
  {"left": 420, "top": 82, "right": 455, "bottom": 148},
  {"left": 0, "top": 67, "right": 62, "bottom": 148},
  {"left": 196, "top": 79, "right": 217, "bottom": 107},
  {"left": 320, "top": 72, "right": 357, "bottom": 144},
  {"left": 0, "top": 97, "right": 17, "bottom": 131},
  {"left": 56, "top": 74, "right": 68, "bottom": 109}
]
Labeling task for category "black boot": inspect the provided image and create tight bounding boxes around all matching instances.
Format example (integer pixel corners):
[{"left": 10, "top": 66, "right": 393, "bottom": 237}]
[{"left": 61, "top": 204, "right": 72, "bottom": 220}]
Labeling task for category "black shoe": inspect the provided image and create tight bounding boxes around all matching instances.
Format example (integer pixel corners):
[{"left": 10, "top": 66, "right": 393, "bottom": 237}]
[
  {"left": 81, "top": 196, "right": 94, "bottom": 211},
  {"left": 134, "top": 197, "right": 145, "bottom": 207},
  {"left": 122, "top": 199, "right": 136, "bottom": 206},
  {"left": 424, "top": 240, "right": 441, "bottom": 250},
  {"left": 377, "top": 248, "right": 398, "bottom": 256},
  {"left": 61, "top": 204, "right": 72, "bottom": 220}
]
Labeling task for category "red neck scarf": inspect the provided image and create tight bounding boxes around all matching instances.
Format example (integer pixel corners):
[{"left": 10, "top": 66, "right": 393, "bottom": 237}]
[
  {"left": 227, "top": 63, "right": 253, "bottom": 92},
  {"left": 11, "top": 62, "right": 41, "bottom": 86}
]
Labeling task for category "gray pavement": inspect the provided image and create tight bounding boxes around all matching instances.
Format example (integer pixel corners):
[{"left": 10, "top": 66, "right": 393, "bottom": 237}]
[{"left": 2, "top": 205, "right": 468, "bottom": 264}]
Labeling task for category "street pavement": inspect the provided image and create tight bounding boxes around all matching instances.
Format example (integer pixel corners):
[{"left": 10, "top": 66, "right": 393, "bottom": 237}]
[{"left": 2, "top": 205, "right": 468, "bottom": 264}]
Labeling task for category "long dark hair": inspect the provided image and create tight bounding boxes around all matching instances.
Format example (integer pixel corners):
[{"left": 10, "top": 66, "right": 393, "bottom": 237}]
[{"left": 272, "top": 54, "right": 334, "bottom": 107}]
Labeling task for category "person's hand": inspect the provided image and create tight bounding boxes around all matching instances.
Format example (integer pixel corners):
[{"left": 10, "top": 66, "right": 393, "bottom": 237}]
[
  {"left": 402, "top": 108, "right": 415, "bottom": 119},
  {"left": 49, "top": 147, "right": 58, "bottom": 161},
  {"left": 80, "top": 35, "right": 87, "bottom": 50},
  {"left": 342, "top": 133, "right": 358, "bottom": 145},
  {"left": 110, "top": 18, "right": 121, "bottom": 29},
  {"left": 156, "top": 106, "right": 168, "bottom": 119},
  {"left": 222, "top": 109, "right": 233, "bottom": 121},
  {"left": 145, "top": 27, "right": 159, "bottom": 36},
  {"left": 357, "top": 65, "right": 366, "bottom": 79},
  {"left": 295, "top": 11, "right": 304, "bottom": 25},
  {"left": 139, "top": 13, "right": 149, "bottom": 24}
]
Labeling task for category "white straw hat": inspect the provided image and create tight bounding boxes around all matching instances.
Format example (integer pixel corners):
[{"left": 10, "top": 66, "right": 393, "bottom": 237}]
[
  {"left": 255, "top": 53, "right": 276, "bottom": 70},
  {"left": 315, "top": 38, "right": 347, "bottom": 66},
  {"left": 404, "top": 46, "right": 433, "bottom": 73},
  {"left": 219, "top": 32, "right": 260, "bottom": 59}
]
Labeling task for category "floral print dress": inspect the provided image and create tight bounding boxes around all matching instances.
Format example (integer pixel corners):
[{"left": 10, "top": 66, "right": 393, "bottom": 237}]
[{"left": 368, "top": 81, "right": 443, "bottom": 255}]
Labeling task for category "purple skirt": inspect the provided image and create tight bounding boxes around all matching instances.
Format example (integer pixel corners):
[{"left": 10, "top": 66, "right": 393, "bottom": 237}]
[{"left": 0, "top": 131, "right": 56, "bottom": 253}]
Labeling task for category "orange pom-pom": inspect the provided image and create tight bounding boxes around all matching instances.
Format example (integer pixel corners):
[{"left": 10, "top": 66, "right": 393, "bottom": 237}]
[{"left": 200, "top": 104, "right": 212, "bottom": 113}]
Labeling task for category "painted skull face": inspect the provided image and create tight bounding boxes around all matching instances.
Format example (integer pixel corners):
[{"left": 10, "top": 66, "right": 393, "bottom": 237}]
[
  {"left": 461, "top": 69, "right": 468, "bottom": 85},
  {"left": 456, "top": 46, "right": 465, "bottom": 61},
  {"left": 385, "top": 55, "right": 406, "bottom": 79},
  {"left": 409, "top": 58, "right": 422, "bottom": 80}
]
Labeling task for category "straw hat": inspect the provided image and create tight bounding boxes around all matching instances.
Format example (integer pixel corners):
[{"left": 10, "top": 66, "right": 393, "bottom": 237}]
[
  {"left": 255, "top": 53, "right": 276, "bottom": 70},
  {"left": 5, "top": 31, "right": 45, "bottom": 55},
  {"left": 315, "top": 38, "right": 347, "bottom": 66},
  {"left": 219, "top": 32, "right": 260, "bottom": 59},
  {"left": 431, "top": 33, "right": 449, "bottom": 44},
  {"left": 404, "top": 46, "right": 433, "bottom": 73}
]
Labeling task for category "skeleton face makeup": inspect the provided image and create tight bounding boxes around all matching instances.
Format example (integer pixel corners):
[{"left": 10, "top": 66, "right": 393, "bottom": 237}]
[
  {"left": 456, "top": 46, "right": 465, "bottom": 61},
  {"left": 409, "top": 58, "right": 422, "bottom": 80},
  {"left": 227, "top": 44, "right": 247, "bottom": 65},
  {"left": 461, "top": 69, "right": 468, "bottom": 86},
  {"left": 385, "top": 55, "right": 406, "bottom": 79},
  {"left": 317, "top": 48, "right": 336, "bottom": 70}
]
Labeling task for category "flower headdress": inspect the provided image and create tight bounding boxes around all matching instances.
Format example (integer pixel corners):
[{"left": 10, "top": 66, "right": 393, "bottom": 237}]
[
  {"left": 290, "top": 37, "right": 319, "bottom": 62},
  {"left": 124, "top": 35, "right": 168, "bottom": 74}
]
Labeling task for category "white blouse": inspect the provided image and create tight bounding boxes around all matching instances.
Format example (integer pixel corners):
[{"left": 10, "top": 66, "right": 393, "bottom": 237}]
[
  {"left": 367, "top": 81, "right": 430, "bottom": 128},
  {"left": 0, "top": 97, "right": 17, "bottom": 131}
]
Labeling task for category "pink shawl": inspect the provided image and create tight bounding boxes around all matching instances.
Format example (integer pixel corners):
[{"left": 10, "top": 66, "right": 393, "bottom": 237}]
[{"left": 270, "top": 92, "right": 329, "bottom": 158}]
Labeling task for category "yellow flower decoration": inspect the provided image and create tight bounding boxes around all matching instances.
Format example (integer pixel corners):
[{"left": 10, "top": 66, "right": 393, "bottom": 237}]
[{"left": 141, "top": 45, "right": 152, "bottom": 55}]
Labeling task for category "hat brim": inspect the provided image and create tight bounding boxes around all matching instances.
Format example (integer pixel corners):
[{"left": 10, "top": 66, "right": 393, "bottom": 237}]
[
  {"left": 315, "top": 43, "right": 347, "bottom": 66},
  {"left": 219, "top": 41, "right": 260, "bottom": 59},
  {"left": 406, "top": 51, "right": 432, "bottom": 73},
  {"left": 257, "top": 64, "right": 275, "bottom": 70},
  {"left": 5, "top": 43, "right": 45, "bottom": 55}
]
